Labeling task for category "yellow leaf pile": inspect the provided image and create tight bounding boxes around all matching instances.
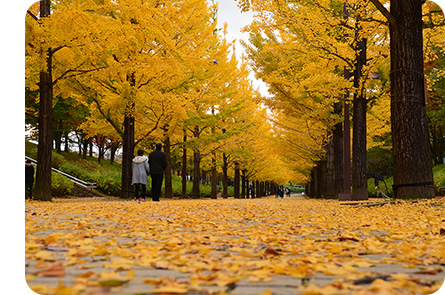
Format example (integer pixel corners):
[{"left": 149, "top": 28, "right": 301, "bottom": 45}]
[{"left": 26, "top": 197, "right": 445, "bottom": 294}]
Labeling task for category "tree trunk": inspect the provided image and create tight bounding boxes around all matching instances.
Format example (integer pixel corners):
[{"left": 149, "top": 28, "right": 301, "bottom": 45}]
[
  {"left": 54, "top": 123, "right": 62, "bottom": 154},
  {"left": 164, "top": 137, "right": 173, "bottom": 198},
  {"left": 389, "top": 0, "right": 434, "bottom": 198},
  {"left": 211, "top": 153, "right": 218, "bottom": 199},
  {"left": 352, "top": 38, "right": 369, "bottom": 200},
  {"left": 109, "top": 141, "right": 118, "bottom": 165},
  {"left": 241, "top": 170, "right": 246, "bottom": 198},
  {"left": 34, "top": 54, "right": 53, "bottom": 201},
  {"left": 181, "top": 132, "right": 188, "bottom": 198},
  {"left": 323, "top": 134, "right": 336, "bottom": 198},
  {"left": 234, "top": 162, "right": 240, "bottom": 198},
  {"left": 191, "top": 150, "right": 201, "bottom": 198},
  {"left": 333, "top": 102, "right": 344, "bottom": 196},
  {"left": 121, "top": 114, "right": 134, "bottom": 198},
  {"left": 430, "top": 124, "right": 444, "bottom": 165},
  {"left": 89, "top": 141, "right": 93, "bottom": 157},
  {"left": 64, "top": 132, "right": 70, "bottom": 152},
  {"left": 222, "top": 153, "right": 228, "bottom": 198},
  {"left": 82, "top": 138, "right": 88, "bottom": 159},
  {"left": 34, "top": 0, "right": 53, "bottom": 202}
]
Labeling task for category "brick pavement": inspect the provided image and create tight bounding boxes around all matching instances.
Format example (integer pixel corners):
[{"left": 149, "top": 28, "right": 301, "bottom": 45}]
[{"left": 25, "top": 196, "right": 445, "bottom": 294}]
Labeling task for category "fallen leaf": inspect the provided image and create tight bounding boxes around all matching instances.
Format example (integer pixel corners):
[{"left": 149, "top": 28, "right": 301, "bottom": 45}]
[
  {"left": 149, "top": 286, "right": 188, "bottom": 294},
  {"left": 36, "top": 262, "right": 65, "bottom": 277},
  {"left": 264, "top": 247, "right": 281, "bottom": 256},
  {"left": 45, "top": 244, "right": 68, "bottom": 252}
]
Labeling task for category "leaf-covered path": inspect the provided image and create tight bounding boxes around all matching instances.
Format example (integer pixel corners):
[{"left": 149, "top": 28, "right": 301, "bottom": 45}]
[{"left": 25, "top": 196, "right": 445, "bottom": 294}]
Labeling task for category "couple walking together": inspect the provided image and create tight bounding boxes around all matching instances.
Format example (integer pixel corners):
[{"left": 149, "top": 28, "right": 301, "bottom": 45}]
[{"left": 132, "top": 143, "right": 167, "bottom": 202}]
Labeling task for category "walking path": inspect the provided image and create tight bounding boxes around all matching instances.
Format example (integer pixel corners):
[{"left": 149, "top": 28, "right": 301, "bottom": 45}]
[{"left": 25, "top": 196, "right": 445, "bottom": 294}]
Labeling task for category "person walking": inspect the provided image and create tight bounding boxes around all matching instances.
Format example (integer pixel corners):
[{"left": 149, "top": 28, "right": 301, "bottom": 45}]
[
  {"left": 279, "top": 186, "right": 284, "bottom": 198},
  {"left": 132, "top": 149, "right": 150, "bottom": 203},
  {"left": 149, "top": 143, "right": 168, "bottom": 202},
  {"left": 25, "top": 160, "right": 34, "bottom": 200}
]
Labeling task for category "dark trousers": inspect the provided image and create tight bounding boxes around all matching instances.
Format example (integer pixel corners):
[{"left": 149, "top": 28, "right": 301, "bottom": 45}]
[
  {"left": 25, "top": 181, "right": 33, "bottom": 199},
  {"left": 151, "top": 174, "right": 164, "bottom": 201},
  {"left": 134, "top": 184, "right": 146, "bottom": 199}
]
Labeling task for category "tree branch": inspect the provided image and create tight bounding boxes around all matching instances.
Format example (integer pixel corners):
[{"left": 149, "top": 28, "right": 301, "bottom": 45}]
[
  {"left": 53, "top": 66, "right": 106, "bottom": 85},
  {"left": 368, "top": 0, "right": 398, "bottom": 27},
  {"left": 27, "top": 10, "right": 39, "bottom": 21}
]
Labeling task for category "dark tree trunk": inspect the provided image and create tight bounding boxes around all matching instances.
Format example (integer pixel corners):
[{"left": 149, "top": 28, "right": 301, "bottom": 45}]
[
  {"left": 316, "top": 161, "right": 324, "bottom": 198},
  {"left": 64, "top": 132, "right": 70, "bottom": 152},
  {"left": 222, "top": 153, "right": 228, "bottom": 198},
  {"left": 234, "top": 162, "right": 240, "bottom": 198},
  {"left": 35, "top": 54, "right": 53, "bottom": 201},
  {"left": 241, "top": 170, "right": 246, "bottom": 198},
  {"left": 323, "top": 135, "right": 336, "bottom": 198},
  {"left": 164, "top": 137, "right": 173, "bottom": 198},
  {"left": 191, "top": 149, "right": 201, "bottom": 198},
  {"left": 211, "top": 153, "right": 217, "bottom": 199},
  {"left": 54, "top": 122, "right": 62, "bottom": 154},
  {"left": 255, "top": 180, "right": 260, "bottom": 198},
  {"left": 82, "top": 138, "right": 88, "bottom": 159},
  {"left": 352, "top": 38, "right": 369, "bottom": 200},
  {"left": 121, "top": 73, "right": 136, "bottom": 199},
  {"left": 430, "top": 125, "right": 444, "bottom": 165},
  {"left": 121, "top": 113, "right": 134, "bottom": 198},
  {"left": 389, "top": 0, "right": 434, "bottom": 198},
  {"left": 312, "top": 165, "right": 318, "bottom": 198},
  {"left": 34, "top": 0, "right": 53, "bottom": 202},
  {"left": 182, "top": 132, "right": 188, "bottom": 198},
  {"left": 109, "top": 141, "right": 119, "bottom": 165},
  {"left": 89, "top": 141, "right": 93, "bottom": 157},
  {"left": 333, "top": 102, "right": 344, "bottom": 196}
]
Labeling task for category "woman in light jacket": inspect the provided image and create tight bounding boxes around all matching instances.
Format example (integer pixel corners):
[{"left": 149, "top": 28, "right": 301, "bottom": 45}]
[{"left": 132, "top": 149, "right": 150, "bottom": 202}]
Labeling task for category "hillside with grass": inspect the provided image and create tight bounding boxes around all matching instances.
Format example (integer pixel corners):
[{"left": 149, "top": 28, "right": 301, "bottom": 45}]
[{"left": 25, "top": 141, "right": 230, "bottom": 198}]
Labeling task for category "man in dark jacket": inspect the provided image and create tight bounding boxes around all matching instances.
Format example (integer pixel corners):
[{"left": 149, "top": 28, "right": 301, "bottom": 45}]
[
  {"left": 25, "top": 160, "right": 34, "bottom": 200},
  {"left": 149, "top": 143, "right": 168, "bottom": 201}
]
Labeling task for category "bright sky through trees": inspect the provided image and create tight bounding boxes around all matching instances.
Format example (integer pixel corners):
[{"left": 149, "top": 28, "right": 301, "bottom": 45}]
[{"left": 217, "top": 0, "right": 270, "bottom": 96}]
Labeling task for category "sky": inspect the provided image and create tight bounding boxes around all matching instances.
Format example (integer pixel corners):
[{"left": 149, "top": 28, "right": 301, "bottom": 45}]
[{"left": 216, "top": 0, "right": 270, "bottom": 95}]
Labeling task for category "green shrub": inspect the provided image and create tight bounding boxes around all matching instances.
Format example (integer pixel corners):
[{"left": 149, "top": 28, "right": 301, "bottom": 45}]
[
  {"left": 199, "top": 184, "right": 212, "bottom": 198},
  {"left": 51, "top": 171, "right": 74, "bottom": 196},
  {"left": 58, "top": 163, "right": 85, "bottom": 179},
  {"left": 94, "top": 172, "right": 122, "bottom": 195},
  {"left": 433, "top": 164, "right": 445, "bottom": 194},
  {"left": 367, "top": 176, "right": 393, "bottom": 197},
  {"left": 25, "top": 141, "right": 38, "bottom": 159},
  {"left": 51, "top": 152, "right": 66, "bottom": 169}
]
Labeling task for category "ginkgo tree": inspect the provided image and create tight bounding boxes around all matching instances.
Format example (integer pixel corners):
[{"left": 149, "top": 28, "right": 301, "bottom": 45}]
[
  {"left": 238, "top": 0, "right": 444, "bottom": 199},
  {"left": 61, "top": 0, "right": 229, "bottom": 198},
  {"left": 240, "top": 0, "right": 390, "bottom": 200},
  {"left": 26, "top": 0, "right": 116, "bottom": 201}
]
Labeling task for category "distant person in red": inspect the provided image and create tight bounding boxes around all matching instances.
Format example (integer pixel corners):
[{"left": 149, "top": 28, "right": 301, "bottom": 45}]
[
  {"left": 132, "top": 149, "right": 150, "bottom": 203},
  {"left": 25, "top": 160, "right": 34, "bottom": 200},
  {"left": 149, "top": 143, "right": 168, "bottom": 202}
]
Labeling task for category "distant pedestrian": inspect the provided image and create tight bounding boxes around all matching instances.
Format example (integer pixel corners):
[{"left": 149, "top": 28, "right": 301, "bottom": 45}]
[
  {"left": 285, "top": 188, "right": 291, "bottom": 197},
  {"left": 250, "top": 185, "right": 255, "bottom": 199},
  {"left": 149, "top": 143, "right": 168, "bottom": 202},
  {"left": 25, "top": 160, "right": 34, "bottom": 200},
  {"left": 279, "top": 186, "right": 284, "bottom": 198},
  {"left": 132, "top": 149, "right": 150, "bottom": 202},
  {"left": 275, "top": 186, "right": 279, "bottom": 198}
]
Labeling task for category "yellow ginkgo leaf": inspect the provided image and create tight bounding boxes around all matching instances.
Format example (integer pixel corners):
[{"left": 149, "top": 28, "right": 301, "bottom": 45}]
[{"left": 149, "top": 286, "right": 189, "bottom": 294}]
